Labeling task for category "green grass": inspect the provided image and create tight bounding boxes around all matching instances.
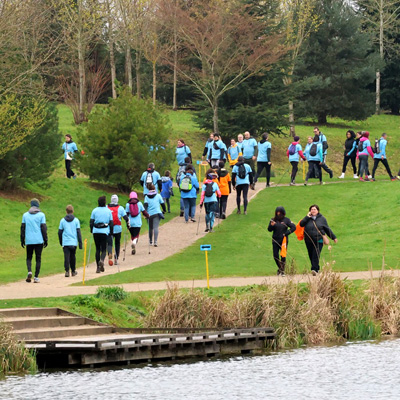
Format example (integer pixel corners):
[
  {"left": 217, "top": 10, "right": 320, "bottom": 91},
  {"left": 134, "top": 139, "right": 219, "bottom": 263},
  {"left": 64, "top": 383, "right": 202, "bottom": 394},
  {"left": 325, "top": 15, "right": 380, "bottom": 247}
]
[{"left": 85, "top": 180, "right": 400, "bottom": 285}]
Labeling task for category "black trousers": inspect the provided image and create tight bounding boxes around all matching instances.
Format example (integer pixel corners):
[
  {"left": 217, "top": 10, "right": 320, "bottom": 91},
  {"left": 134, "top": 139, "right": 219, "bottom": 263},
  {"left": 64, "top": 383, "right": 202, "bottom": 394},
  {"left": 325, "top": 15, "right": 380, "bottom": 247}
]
[
  {"left": 244, "top": 158, "right": 255, "bottom": 175},
  {"left": 305, "top": 239, "right": 324, "bottom": 272},
  {"left": 26, "top": 244, "right": 43, "bottom": 278},
  {"left": 107, "top": 232, "right": 122, "bottom": 259},
  {"left": 306, "top": 161, "right": 322, "bottom": 182},
  {"left": 372, "top": 158, "right": 393, "bottom": 178},
  {"left": 219, "top": 195, "right": 228, "bottom": 216},
  {"left": 342, "top": 156, "right": 357, "bottom": 174},
  {"left": 236, "top": 184, "right": 249, "bottom": 211},
  {"left": 272, "top": 237, "right": 287, "bottom": 273},
  {"left": 255, "top": 162, "right": 271, "bottom": 185},
  {"left": 290, "top": 161, "right": 299, "bottom": 182},
  {"left": 65, "top": 159, "right": 75, "bottom": 179},
  {"left": 93, "top": 233, "right": 108, "bottom": 266},
  {"left": 63, "top": 246, "right": 77, "bottom": 272},
  {"left": 129, "top": 226, "right": 141, "bottom": 241}
]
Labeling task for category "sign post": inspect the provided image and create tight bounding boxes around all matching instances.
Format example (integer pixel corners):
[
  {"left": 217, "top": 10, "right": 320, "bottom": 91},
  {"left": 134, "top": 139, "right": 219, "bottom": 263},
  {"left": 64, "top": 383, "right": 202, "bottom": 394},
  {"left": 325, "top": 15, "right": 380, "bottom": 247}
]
[{"left": 200, "top": 244, "right": 212, "bottom": 289}]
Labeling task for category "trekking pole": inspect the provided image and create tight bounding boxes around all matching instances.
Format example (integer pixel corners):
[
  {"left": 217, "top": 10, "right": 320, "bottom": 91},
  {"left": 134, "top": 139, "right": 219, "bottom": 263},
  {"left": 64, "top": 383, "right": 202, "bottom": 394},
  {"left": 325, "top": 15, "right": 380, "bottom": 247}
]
[
  {"left": 196, "top": 206, "right": 203, "bottom": 235},
  {"left": 148, "top": 218, "right": 151, "bottom": 255},
  {"left": 83, "top": 237, "right": 92, "bottom": 286},
  {"left": 275, "top": 167, "right": 290, "bottom": 187},
  {"left": 123, "top": 230, "right": 127, "bottom": 262}
]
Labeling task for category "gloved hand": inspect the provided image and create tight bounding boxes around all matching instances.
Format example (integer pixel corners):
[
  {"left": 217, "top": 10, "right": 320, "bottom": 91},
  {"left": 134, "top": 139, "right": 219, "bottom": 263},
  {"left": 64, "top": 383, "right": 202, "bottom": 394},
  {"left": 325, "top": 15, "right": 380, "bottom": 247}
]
[
  {"left": 200, "top": 203, "right": 203, "bottom": 209},
  {"left": 21, "top": 241, "right": 25, "bottom": 249},
  {"left": 79, "top": 243, "right": 83, "bottom": 250},
  {"left": 43, "top": 240, "right": 48, "bottom": 248}
]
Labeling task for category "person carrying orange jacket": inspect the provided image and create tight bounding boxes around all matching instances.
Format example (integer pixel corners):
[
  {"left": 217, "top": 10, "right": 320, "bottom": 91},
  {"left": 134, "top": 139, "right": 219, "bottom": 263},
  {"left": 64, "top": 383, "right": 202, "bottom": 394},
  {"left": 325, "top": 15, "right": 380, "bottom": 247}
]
[{"left": 217, "top": 161, "right": 231, "bottom": 219}]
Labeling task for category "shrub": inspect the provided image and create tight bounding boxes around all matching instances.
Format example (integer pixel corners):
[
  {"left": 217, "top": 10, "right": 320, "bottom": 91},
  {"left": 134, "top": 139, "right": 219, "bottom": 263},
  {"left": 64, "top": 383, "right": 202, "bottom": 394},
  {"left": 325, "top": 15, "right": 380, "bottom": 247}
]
[{"left": 96, "top": 286, "right": 128, "bottom": 302}]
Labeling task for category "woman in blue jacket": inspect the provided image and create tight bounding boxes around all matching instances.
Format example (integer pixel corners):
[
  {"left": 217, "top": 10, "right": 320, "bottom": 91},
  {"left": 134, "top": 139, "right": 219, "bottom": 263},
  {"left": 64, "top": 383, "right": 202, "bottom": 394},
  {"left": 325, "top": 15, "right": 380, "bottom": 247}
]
[
  {"left": 144, "top": 184, "right": 166, "bottom": 247},
  {"left": 304, "top": 136, "right": 323, "bottom": 186},
  {"left": 62, "top": 134, "right": 78, "bottom": 179},
  {"left": 179, "top": 168, "right": 200, "bottom": 223},
  {"left": 254, "top": 132, "right": 272, "bottom": 187}
]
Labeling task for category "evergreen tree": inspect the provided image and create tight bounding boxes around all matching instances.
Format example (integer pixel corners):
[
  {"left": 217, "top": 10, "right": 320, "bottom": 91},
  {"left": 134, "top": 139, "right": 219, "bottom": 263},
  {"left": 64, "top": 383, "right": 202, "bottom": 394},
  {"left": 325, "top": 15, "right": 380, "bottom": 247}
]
[{"left": 294, "top": 0, "right": 378, "bottom": 124}]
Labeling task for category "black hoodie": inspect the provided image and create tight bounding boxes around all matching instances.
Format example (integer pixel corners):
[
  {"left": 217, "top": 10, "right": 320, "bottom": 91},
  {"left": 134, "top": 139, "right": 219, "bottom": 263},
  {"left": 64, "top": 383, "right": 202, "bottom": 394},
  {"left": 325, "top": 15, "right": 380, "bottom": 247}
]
[
  {"left": 344, "top": 132, "right": 356, "bottom": 155},
  {"left": 267, "top": 207, "right": 296, "bottom": 241},
  {"left": 300, "top": 213, "right": 336, "bottom": 244}
]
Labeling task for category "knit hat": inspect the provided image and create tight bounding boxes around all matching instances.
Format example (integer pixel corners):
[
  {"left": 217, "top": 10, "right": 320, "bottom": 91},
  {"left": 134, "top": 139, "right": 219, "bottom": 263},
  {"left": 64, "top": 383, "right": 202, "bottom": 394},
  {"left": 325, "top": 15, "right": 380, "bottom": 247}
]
[
  {"left": 129, "top": 191, "right": 138, "bottom": 199},
  {"left": 111, "top": 194, "right": 118, "bottom": 205},
  {"left": 30, "top": 198, "right": 40, "bottom": 207},
  {"left": 362, "top": 131, "right": 370, "bottom": 138},
  {"left": 294, "top": 135, "right": 300, "bottom": 142}
]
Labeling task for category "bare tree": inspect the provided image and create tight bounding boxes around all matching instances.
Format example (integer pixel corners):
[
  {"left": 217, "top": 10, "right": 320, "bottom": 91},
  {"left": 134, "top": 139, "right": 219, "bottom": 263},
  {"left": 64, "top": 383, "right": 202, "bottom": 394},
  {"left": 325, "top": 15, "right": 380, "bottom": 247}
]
[{"left": 104, "top": 0, "right": 117, "bottom": 99}]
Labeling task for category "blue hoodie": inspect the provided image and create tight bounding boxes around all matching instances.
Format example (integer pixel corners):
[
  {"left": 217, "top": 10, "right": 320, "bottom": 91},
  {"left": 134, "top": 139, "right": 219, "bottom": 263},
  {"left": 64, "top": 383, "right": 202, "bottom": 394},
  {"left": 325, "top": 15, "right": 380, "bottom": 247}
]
[
  {"left": 287, "top": 142, "right": 304, "bottom": 162},
  {"left": 140, "top": 170, "right": 161, "bottom": 195},
  {"left": 161, "top": 176, "right": 173, "bottom": 199},
  {"left": 208, "top": 140, "right": 226, "bottom": 160},
  {"left": 257, "top": 140, "right": 271, "bottom": 162},
  {"left": 180, "top": 173, "right": 199, "bottom": 199},
  {"left": 175, "top": 145, "right": 191, "bottom": 166},
  {"left": 232, "top": 162, "right": 252, "bottom": 185},
  {"left": 373, "top": 138, "right": 387, "bottom": 159},
  {"left": 307, "top": 142, "right": 323, "bottom": 162},
  {"left": 22, "top": 208, "right": 46, "bottom": 245},
  {"left": 62, "top": 141, "right": 78, "bottom": 160},
  {"left": 59, "top": 215, "right": 81, "bottom": 246},
  {"left": 125, "top": 201, "right": 145, "bottom": 228},
  {"left": 144, "top": 192, "right": 165, "bottom": 216},
  {"left": 317, "top": 133, "right": 328, "bottom": 155}
]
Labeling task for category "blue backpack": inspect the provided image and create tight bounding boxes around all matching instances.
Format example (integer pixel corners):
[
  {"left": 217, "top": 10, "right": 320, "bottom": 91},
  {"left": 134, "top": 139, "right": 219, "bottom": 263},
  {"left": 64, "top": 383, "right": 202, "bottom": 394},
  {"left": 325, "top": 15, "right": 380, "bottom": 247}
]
[{"left": 288, "top": 144, "right": 297, "bottom": 156}]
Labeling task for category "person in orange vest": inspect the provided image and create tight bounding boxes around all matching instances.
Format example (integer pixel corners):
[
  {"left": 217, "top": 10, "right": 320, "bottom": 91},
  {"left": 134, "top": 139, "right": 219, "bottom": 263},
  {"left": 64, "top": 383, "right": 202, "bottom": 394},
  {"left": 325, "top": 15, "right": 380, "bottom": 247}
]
[
  {"left": 217, "top": 161, "right": 231, "bottom": 219},
  {"left": 267, "top": 206, "right": 296, "bottom": 276}
]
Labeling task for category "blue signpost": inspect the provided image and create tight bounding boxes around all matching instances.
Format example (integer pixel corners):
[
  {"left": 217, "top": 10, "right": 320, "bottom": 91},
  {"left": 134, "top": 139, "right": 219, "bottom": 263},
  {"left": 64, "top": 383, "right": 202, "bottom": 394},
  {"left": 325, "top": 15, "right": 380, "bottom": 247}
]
[{"left": 200, "top": 245, "right": 212, "bottom": 289}]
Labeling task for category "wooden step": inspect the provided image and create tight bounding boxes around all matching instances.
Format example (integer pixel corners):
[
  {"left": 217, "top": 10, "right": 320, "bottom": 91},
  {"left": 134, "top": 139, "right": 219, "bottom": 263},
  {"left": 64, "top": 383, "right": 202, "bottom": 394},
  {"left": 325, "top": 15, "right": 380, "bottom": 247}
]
[{"left": 2, "top": 316, "right": 87, "bottom": 330}]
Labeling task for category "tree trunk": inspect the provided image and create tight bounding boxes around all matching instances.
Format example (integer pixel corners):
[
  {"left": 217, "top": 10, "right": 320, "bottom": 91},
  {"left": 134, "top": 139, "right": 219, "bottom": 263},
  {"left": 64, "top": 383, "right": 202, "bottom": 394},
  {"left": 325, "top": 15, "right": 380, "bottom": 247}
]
[
  {"left": 376, "top": 70, "right": 381, "bottom": 115},
  {"left": 288, "top": 100, "right": 295, "bottom": 136},
  {"left": 136, "top": 52, "right": 141, "bottom": 99},
  {"left": 109, "top": 37, "right": 117, "bottom": 99},
  {"left": 152, "top": 62, "right": 156, "bottom": 105},
  {"left": 125, "top": 46, "right": 132, "bottom": 91},
  {"left": 317, "top": 113, "right": 327, "bottom": 125},
  {"left": 77, "top": 39, "right": 86, "bottom": 123},
  {"left": 173, "top": 31, "right": 178, "bottom": 111},
  {"left": 213, "top": 103, "right": 219, "bottom": 134}
]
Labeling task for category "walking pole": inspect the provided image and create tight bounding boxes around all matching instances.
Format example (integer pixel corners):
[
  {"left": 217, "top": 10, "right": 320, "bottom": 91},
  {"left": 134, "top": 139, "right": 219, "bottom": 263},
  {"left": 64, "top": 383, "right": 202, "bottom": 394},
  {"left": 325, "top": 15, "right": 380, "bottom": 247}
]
[
  {"left": 148, "top": 218, "right": 151, "bottom": 255},
  {"left": 275, "top": 167, "right": 290, "bottom": 187},
  {"left": 196, "top": 206, "right": 203, "bottom": 235},
  {"left": 123, "top": 230, "right": 127, "bottom": 262},
  {"left": 83, "top": 237, "right": 91, "bottom": 286}
]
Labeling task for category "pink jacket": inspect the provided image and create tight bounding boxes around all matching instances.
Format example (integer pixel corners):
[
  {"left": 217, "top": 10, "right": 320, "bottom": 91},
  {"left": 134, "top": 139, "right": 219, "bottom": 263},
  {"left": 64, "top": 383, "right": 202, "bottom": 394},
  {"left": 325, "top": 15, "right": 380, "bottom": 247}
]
[{"left": 357, "top": 137, "right": 374, "bottom": 158}]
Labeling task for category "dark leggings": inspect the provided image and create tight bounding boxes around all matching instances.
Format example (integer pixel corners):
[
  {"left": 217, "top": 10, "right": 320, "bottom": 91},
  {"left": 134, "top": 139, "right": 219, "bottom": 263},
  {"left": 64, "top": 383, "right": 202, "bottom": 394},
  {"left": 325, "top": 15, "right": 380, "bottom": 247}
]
[
  {"left": 148, "top": 215, "right": 161, "bottom": 244},
  {"left": 290, "top": 161, "right": 299, "bottom": 182},
  {"left": 163, "top": 197, "right": 171, "bottom": 212},
  {"left": 358, "top": 155, "right": 369, "bottom": 178},
  {"left": 63, "top": 246, "right": 77, "bottom": 272},
  {"left": 305, "top": 239, "right": 323, "bottom": 272},
  {"left": 272, "top": 238, "right": 287, "bottom": 273},
  {"left": 93, "top": 233, "right": 108, "bottom": 266},
  {"left": 26, "top": 244, "right": 43, "bottom": 278},
  {"left": 129, "top": 226, "right": 141, "bottom": 241},
  {"left": 255, "top": 162, "right": 271, "bottom": 185},
  {"left": 219, "top": 195, "right": 228, "bottom": 216},
  {"left": 372, "top": 158, "right": 393, "bottom": 178},
  {"left": 107, "top": 232, "right": 122, "bottom": 259},
  {"left": 65, "top": 159, "right": 75, "bottom": 179},
  {"left": 236, "top": 184, "right": 249, "bottom": 211},
  {"left": 306, "top": 161, "right": 322, "bottom": 182},
  {"left": 342, "top": 156, "right": 357, "bottom": 174}
]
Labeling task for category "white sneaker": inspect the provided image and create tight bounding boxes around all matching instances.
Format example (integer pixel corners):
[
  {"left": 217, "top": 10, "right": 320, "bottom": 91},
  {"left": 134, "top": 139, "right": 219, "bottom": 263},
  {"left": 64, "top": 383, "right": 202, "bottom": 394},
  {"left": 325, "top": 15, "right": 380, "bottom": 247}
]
[
  {"left": 353, "top": 174, "right": 358, "bottom": 179},
  {"left": 339, "top": 173, "right": 345, "bottom": 179},
  {"left": 368, "top": 175, "right": 372, "bottom": 179}
]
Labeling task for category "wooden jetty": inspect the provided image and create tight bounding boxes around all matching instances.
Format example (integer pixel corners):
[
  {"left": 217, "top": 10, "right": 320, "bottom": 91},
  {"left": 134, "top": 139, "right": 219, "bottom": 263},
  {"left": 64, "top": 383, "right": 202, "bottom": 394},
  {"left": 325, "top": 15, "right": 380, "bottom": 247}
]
[{"left": 0, "top": 307, "right": 276, "bottom": 367}]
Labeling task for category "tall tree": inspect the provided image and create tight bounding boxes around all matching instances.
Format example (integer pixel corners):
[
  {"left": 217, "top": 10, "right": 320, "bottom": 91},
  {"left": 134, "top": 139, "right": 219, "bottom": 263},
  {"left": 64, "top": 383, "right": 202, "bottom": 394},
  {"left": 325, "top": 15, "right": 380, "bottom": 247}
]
[
  {"left": 294, "top": 0, "right": 377, "bottom": 124},
  {"left": 168, "top": 0, "right": 285, "bottom": 133}
]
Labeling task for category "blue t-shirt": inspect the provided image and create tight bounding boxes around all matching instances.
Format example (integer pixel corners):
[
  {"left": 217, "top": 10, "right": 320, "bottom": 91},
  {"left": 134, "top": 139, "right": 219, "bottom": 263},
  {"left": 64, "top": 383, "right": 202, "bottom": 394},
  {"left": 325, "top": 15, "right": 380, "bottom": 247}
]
[
  {"left": 307, "top": 143, "right": 323, "bottom": 162},
  {"left": 373, "top": 138, "right": 387, "bottom": 159},
  {"left": 228, "top": 145, "right": 241, "bottom": 162},
  {"left": 59, "top": 217, "right": 80, "bottom": 246},
  {"left": 288, "top": 143, "right": 303, "bottom": 162},
  {"left": 22, "top": 211, "right": 46, "bottom": 245},
  {"left": 144, "top": 194, "right": 164, "bottom": 216},
  {"left": 232, "top": 163, "right": 252, "bottom": 185},
  {"left": 180, "top": 174, "right": 199, "bottom": 199},
  {"left": 202, "top": 182, "right": 220, "bottom": 203},
  {"left": 107, "top": 205, "right": 127, "bottom": 234},
  {"left": 257, "top": 141, "right": 271, "bottom": 162},
  {"left": 208, "top": 140, "right": 226, "bottom": 160},
  {"left": 126, "top": 202, "right": 145, "bottom": 228},
  {"left": 140, "top": 170, "right": 161, "bottom": 195},
  {"left": 176, "top": 146, "right": 191, "bottom": 166},
  {"left": 91, "top": 207, "right": 113, "bottom": 235},
  {"left": 241, "top": 138, "right": 257, "bottom": 159},
  {"left": 62, "top": 141, "right": 78, "bottom": 160}
]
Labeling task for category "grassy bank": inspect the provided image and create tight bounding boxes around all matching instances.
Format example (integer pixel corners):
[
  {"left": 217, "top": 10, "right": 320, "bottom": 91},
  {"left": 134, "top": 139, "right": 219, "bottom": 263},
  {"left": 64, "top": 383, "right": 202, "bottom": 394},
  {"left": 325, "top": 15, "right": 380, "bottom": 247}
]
[{"left": 86, "top": 180, "right": 400, "bottom": 286}]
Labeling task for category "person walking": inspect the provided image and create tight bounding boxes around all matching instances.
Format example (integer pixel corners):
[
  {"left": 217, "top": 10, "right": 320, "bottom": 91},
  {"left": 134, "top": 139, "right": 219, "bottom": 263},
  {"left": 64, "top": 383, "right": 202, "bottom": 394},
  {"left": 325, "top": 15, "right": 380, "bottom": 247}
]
[
  {"left": 107, "top": 195, "right": 130, "bottom": 265},
  {"left": 161, "top": 170, "right": 173, "bottom": 213},
  {"left": 176, "top": 139, "right": 192, "bottom": 167},
  {"left": 126, "top": 191, "right": 149, "bottom": 255},
  {"left": 357, "top": 131, "right": 374, "bottom": 182},
  {"left": 237, "top": 133, "right": 244, "bottom": 152},
  {"left": 241, "top": 131, "right": 258, "bottom": 188},
  {"left": 20, "top": 198, "right": 48, "bottom": 283},
  {"left": 300, "top": 204, "right": 337, "bottom": 275},
  {"left": 202, "top": 133, "right": 215, "bottom": 161},
  {"left": 371, "top": 133, "right": 396, "bottom": 181},
  {"left": 90, "top": 196, "right": 113, "bottom": 273},
  {"left": 349, "top": 131, "right": 370, "bottom": 178},
  {"left": 313, "top": 127, "right": 333, "bottom": 178},
  {"left": 304, "top": 136, "right": 323, "bottom": 186},
  {"left": 58, "top": 205, "right": 82, "bottom": 277},
  {"left": 227, "top": 138, "right": 242, "bottom": 168},
  {"left": 217, "top": 161, "right": 231, "bottom": 219},
  {"left": 62, "top": 134, "right": 78, "bottom": 179},
  {"left": 232, "top": 156, "right": 253, "bottom": 215},
  {"left": 144, "top": 184, "right": 166, "bottom": 247},
  {"left": 179, "top": 167, "right": 199, "bottom": 223},
  {"left": 287, "top": 135, "right": 306, "bottom": 186},
  {"left": 140, "top": 163, "right": 162, "bottom": 195},
  {"left": 268, "top": 207, "right": 296, "bottom": 276},
  {"left": 207, "top": 133, "right": 226, "bottom": 169},
  {"left": 200, "top": 170, "right": 221, "bottom": 232},
  {"left": 339, "top": 130, "right": 357, "bottom": 179},
  {"left": 254, "top": 132, "right": 272, "bottom": 187}
]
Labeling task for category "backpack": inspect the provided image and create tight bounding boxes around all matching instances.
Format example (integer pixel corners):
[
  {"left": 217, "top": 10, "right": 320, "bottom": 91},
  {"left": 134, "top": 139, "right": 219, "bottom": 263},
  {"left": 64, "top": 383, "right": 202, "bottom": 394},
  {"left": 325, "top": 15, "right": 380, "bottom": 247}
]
[
  {"left": 238, "top": 164, "right": 246, "bottom": 179},
  {"left": 179, "top": 176, "right": 193, "bottom": 192},
  {"left": 373, "top": 138, "right": 380, "bottom": 154},
  {"left": 322, "top": 141, "right": 329, "bottom": 152},
  {"left": 309, "top": 143, "right": 317, "bottom": 157},
  {"left": 204, "top": 182, "right": 214, "bottom": 197},
  {"left": 176, "top": 165, "right": 186, "bottom": 184},
  {"left": 288, "top": 144, "right": 297, "bottom": 156},
  {"left": 145, "top": 172, "right": 153, "bottom": 188},
  {"left": 108, "top": 206, "right": 121, "bottom": 226},
  {"left": 358, "top": 141, "right": 364, "bottom": 152}
]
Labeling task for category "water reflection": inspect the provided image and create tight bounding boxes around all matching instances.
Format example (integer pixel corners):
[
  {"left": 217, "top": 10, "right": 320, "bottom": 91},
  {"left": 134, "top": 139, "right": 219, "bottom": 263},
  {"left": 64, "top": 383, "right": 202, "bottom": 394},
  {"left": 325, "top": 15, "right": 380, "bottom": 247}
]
[{"left": 1, "top": 338, "right": 400, "bottom": 399}]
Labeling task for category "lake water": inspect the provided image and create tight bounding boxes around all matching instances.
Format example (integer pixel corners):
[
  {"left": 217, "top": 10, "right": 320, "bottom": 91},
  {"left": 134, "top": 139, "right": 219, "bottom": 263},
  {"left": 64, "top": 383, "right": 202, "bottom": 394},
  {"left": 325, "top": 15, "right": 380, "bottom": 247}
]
[{"left": 1, "top": 338, "right": 400, "bottom": 399}]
